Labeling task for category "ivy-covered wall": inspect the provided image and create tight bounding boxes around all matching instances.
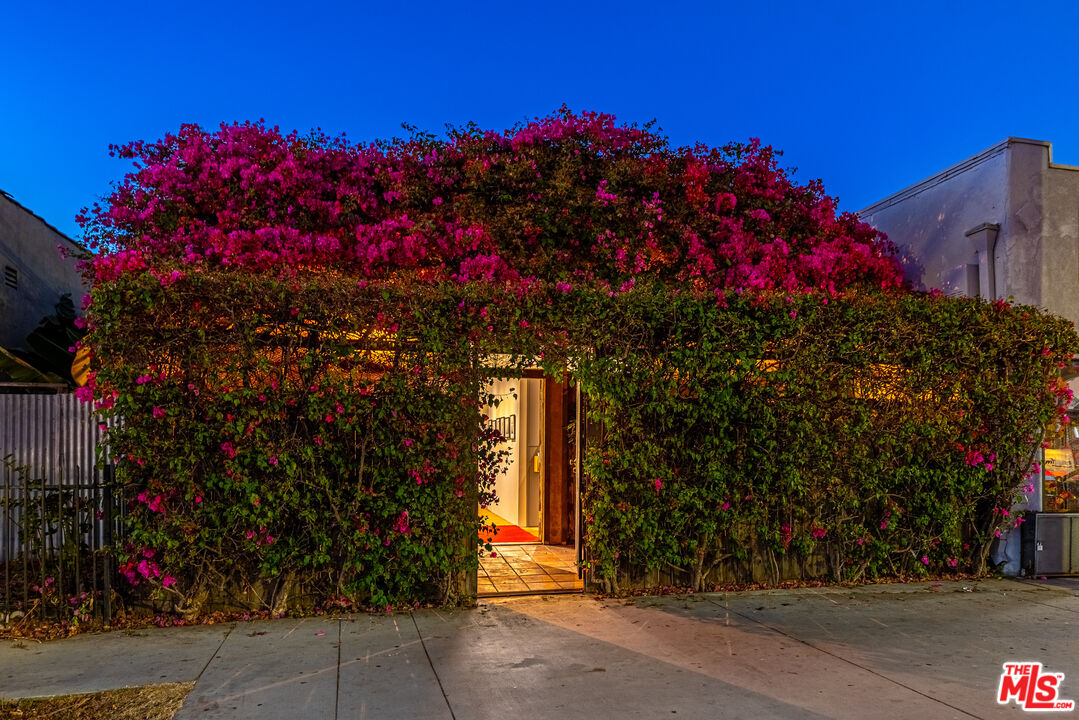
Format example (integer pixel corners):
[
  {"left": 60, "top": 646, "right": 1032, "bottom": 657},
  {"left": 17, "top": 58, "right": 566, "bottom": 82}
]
[
  {"left": 573, "top": 286, "right": 1077, "bottom": 592},
  {"left": 85, "top": 271, "right": 1077, "bottom": 608},
  {"left": 86, "top": 273, "right": 532, "bottom": 611}
]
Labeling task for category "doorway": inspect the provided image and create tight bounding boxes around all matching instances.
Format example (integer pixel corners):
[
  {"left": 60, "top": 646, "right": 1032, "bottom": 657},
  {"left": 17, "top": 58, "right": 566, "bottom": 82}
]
[{"left": 478, "top": 372, "right": 583, "bottom": 595}]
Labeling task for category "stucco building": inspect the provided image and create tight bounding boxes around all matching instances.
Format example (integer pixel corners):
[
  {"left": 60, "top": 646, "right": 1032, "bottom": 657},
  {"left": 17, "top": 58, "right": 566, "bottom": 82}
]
[
  {"left": 859, "top": 138, "right": 1079, "bottom": 576},
  {"left": 0, "top": 190, "right": 85, "bottom": 352},
  {"left": 859, "top": 137, "right": 1079, "bottom": 322}
]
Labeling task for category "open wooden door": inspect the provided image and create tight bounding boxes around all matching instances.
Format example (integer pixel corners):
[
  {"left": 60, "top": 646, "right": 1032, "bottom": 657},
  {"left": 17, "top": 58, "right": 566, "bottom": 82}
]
[{"left": 541, "top": 376, "right": 576, "bottom": 546}]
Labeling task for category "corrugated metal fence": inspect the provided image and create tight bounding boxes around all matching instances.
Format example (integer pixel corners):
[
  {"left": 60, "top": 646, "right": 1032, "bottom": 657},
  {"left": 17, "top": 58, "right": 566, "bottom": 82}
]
[{"left": 1, "top": 385, "right": 119, "bottom": 624}]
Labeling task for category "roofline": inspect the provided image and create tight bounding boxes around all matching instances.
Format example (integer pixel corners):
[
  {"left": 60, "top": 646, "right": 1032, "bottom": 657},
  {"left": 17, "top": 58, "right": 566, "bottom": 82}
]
[
  {"left": 0, "top": 189, "right": 87, "bottom": 252},
  {"left": 857, "top": 137, "right": 1079, "bottom": 217}
]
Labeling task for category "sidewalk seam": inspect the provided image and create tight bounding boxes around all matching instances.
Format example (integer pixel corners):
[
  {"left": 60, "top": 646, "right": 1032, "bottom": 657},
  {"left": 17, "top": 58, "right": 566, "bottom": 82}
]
[
  {"left": 334, "top": 619, "right": 342, "bottom": 720},
  {"left": 195, "top": 624, "right": 234, "bottom": 683},
  {"left": 704, "top": 595, "right": 985, "bottom": 720},
  {"left": 411, "top": 612, "right": 457, "bottom": 720}
]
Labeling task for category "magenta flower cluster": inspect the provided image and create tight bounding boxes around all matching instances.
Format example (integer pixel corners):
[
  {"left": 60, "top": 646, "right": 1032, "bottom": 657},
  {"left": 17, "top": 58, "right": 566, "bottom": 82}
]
[
  {"left": 78, "top": 110, "right": 904, "bottom": 299},
  {"left": 119, "top": 547, "right": 175, "bottom": 588}
]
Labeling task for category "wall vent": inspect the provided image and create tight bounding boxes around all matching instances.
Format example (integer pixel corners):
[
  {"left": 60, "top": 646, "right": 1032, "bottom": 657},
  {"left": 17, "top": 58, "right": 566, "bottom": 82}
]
[{"left": 3, "top": 266, "right": 16, "bottom": 290}]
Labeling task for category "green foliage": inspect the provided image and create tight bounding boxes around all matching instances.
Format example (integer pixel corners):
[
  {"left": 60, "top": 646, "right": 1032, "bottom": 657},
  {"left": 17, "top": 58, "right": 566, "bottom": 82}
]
[
  {"left": 87, "top": 268, "right": 1078, "bottom": 605},
  {"left": 570, "top": 286, "right": 1078, "bottom": 590},
  {"left": 89, "top": 271, "right": 545, "bottom": 608}
]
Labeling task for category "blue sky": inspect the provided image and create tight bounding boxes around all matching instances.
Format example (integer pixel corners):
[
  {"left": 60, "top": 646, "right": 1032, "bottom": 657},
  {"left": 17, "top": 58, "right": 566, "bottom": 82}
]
[{"left": 3, "top": 1, "right": 1078, "bottom": 240}]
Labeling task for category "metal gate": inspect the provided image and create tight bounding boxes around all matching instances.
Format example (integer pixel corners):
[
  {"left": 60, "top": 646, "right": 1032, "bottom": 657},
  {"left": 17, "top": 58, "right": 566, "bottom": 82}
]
[{"left": 0, "top": 385, "right": 119, "bottom": 624}]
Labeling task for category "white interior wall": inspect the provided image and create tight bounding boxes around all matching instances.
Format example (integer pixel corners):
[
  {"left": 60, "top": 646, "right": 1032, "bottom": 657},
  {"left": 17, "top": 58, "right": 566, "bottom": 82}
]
[
  {"left": 520, "top": 378, "right": 544, "bottom": 528},
  {"left": 483, "top": 378, "right": 521, "bottom": 525}
]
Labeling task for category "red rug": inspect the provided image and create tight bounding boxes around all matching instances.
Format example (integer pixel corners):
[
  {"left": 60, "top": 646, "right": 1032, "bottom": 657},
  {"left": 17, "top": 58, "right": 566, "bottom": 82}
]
[{"left": 480, "top": 523, "right": 539, "bottom": 544}]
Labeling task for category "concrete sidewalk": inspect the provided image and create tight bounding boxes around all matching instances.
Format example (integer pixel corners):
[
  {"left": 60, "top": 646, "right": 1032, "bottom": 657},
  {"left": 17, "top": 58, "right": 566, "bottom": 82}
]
[{"left": 1, "top": 579, "right": 1077, "bottom": 719}]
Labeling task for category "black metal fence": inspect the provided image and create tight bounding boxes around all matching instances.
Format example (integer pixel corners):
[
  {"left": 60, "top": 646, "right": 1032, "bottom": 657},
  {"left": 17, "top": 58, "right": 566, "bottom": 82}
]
[{"left": 1, "top": 386, "right": 121, "bottom": 626}]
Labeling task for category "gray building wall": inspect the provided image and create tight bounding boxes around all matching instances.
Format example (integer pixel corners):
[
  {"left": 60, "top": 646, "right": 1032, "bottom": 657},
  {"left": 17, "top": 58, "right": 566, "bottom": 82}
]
[
  {"left": 1043, "top": 161, "right": 1079, "bottom": 323},
  {"left": 0, "top": 192, "right": 86, "bottom": 350},
  {"left": 859, "top": 138, "right": 1079, "bottom": 327}
]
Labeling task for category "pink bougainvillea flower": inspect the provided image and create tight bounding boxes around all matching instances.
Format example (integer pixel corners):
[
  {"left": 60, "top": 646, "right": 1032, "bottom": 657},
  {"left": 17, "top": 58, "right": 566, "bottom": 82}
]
[{"left": 79, "top": 113, "right": 903, "bottom": 300}]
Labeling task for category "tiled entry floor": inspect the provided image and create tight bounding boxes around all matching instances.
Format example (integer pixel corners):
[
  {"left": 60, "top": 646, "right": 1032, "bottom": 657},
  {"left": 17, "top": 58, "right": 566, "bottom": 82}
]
[{"left": 478, "top": 543, "right": 583, "bottom": 595}]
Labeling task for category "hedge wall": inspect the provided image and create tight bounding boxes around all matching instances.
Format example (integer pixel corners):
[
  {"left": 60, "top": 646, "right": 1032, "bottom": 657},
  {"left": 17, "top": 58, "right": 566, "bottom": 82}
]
[
  {"left": 87, "top": 271, "right": 542, "bottom": 611},
  {"left": 85, "top": 269, "right": 1077, "bottom": 608},
  {"left": 573, "top": 286, "right": 1078, "bottom": 591}
]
